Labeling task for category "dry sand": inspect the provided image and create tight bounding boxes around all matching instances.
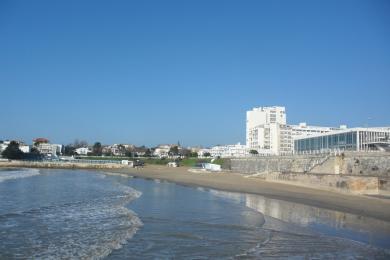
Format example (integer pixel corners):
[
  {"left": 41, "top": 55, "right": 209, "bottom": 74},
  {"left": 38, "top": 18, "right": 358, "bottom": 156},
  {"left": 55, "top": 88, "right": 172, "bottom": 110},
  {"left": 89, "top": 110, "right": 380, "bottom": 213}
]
[{"left": 106, "top": 165, "right": 390, "bottom": 222}]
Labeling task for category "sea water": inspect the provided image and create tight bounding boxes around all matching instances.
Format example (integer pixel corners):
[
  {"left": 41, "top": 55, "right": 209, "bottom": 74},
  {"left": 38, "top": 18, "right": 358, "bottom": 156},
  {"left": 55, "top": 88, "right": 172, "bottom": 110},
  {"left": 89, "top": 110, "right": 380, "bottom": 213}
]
[
  {"left": 0, "top": 168, "right": 389, "bottom": 259},
  {"left": 0, "top": 168, "right": 141, "bottom": 259}
]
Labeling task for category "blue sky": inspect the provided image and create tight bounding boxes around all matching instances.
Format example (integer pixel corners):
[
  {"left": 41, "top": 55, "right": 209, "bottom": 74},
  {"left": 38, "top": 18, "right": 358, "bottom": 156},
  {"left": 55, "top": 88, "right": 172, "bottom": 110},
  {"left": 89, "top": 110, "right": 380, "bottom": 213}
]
[{"left": 0, "top": 0, "right": 389, "bottom": 147}]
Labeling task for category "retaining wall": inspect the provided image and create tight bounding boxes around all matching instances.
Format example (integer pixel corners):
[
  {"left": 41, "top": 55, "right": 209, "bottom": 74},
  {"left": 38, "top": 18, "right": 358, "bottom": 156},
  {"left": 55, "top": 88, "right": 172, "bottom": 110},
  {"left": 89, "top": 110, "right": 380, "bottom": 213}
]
[
  {"left": 231, "top": 155, "right": 335, "bottom": 175},
  {"left": 232, "top": 152, "right": 390, "bottom": 195},
  {"left": 0, "top": 161, "right": 130, "bottom": 170},
  {"left": 252, "top": 172, "right": 380, "bottom": 195},
  {"left": 341, "top": 152, "right": 390, "bottom": 177},
  {"left": 231, "top": 152, "right": 390, "bottom": 176}
]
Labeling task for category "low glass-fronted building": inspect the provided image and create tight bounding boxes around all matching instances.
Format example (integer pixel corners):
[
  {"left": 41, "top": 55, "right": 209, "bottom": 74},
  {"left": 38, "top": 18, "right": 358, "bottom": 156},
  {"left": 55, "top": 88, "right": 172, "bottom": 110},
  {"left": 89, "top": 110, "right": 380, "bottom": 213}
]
[{"left": 294, "top": 128, "right": 390, "bottom": 154}]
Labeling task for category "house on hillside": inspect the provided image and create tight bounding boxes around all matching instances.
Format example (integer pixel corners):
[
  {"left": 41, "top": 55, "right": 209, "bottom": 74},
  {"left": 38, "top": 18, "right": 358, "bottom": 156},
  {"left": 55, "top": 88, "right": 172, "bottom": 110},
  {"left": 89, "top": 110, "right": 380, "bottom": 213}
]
[
  {"left": 153, "top": 144, "right": 173, "bottom": 158},
  {"left": 33, "top": 138, "right": 62, "bottom": 157},
  {"left": 74, "top": 147, "right": 91, "bottom": 155}
]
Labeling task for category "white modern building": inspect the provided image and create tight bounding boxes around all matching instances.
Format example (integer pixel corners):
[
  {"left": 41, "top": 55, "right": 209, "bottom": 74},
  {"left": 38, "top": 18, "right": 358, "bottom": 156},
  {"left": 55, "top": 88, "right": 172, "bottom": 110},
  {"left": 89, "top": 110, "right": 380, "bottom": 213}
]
[
  {"left": 294, "top": 127, "right": 390, "bottom": 154},
  {"left": 246, "top": 106, "right": 286, "bottom": 127},
  {"left": 289, "top": 122, "right": 343, "bottom": 151},
  {"left": 246, "top": 106, "right": 345, "bottom": 155},
  {"left": 246, "top": 106, "right": 291, "bottom": 155},
  {"left": 290, "top": 122, "right": 341, "bottom": 139},
  {"left": 209, "top": 143, "right": 248, "bottom": 158},
  {"left": 36, "top": 143, "right": 62, "bottom": 156}
]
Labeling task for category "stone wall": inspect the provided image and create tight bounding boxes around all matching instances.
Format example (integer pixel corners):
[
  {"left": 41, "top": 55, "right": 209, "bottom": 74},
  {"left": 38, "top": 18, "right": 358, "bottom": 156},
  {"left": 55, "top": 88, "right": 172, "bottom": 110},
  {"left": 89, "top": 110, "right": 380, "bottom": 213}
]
[
  {"left": 341, "top": 152, "right": 390, "bottom": 177},
  {"left": 252, "top": 172, "right": 379, "bottom": 195},
  {"left": 231, "top": 155, "right": 336, "bottom": 175},
  {"left": 231, "top": 153, "right": 390, "bottom": 195},
  {"left": 231, "top": 152, "right": 390, "bottom": 177}
]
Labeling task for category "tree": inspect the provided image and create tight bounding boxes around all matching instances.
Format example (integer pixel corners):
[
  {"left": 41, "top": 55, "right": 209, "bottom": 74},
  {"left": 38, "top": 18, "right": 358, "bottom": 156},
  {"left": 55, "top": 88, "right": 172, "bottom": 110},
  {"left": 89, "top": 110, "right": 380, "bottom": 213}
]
[
  {"left": 132, "top": 146, "right": 146, "bottom": 157},
  {"left": 92, "top": 142, "right": 102, "bottom": 156},
  {"left": 249, "top": 150, "right": 258, "bottom": 155},
  {"left": 23, "top": 147, "right": 43, "bottom": 160},
  {"left": 203, "top": 152, "right": 211, "bottom": 157},
  {"left": 1, "top": 141, "right": 24, "bottom": 160},
  {"left": 117, "top": 144, "right": 126, "bottom": 156},
  {"left": 179, "top": 148, "right": 191, "bottom": 157},
  {"left": 64, "top": 144, "right": 76, "bottom": 156},
  {"left": 168, "top": 146, "right": 179, "bottom": 156},
  {"left": 30, "top": 147, "right": 40, "bottom": 154},
  {"left": 189, "top": 152, "right": 198, "bottom": 158},
  {"left": 125, "top": 150, "right": 134, "bottom": 158},
  {"left": 144, "top": 148, "right": 152, "bottom": 157},
  {"left": 73, "top": 139, "right": 88, "bottom": 149}
]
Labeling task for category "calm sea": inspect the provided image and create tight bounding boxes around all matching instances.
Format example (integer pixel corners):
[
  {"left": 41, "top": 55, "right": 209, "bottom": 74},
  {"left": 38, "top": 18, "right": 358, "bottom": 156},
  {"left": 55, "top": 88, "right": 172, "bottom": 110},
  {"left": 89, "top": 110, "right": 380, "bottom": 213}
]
[{"left": 0, "top": 168, "right": 389, "bottom": 259}]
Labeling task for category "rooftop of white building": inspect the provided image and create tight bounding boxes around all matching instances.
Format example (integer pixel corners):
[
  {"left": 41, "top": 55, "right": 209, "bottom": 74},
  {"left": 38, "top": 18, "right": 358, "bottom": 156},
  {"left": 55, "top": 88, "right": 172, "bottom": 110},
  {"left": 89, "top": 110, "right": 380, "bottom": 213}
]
[
  {"left": 249, "top": 106, "right": 285, "bottom": 111},
  {"left": 291, "top": 122, "right": 342, "bottom": 130}
]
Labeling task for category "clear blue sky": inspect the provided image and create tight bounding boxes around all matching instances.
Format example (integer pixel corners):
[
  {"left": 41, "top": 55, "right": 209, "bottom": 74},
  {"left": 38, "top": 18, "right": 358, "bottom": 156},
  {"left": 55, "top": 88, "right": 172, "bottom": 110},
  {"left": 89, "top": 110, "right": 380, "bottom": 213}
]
[{"left": 0, "top": 0, "right": 389, "bottom": 147}]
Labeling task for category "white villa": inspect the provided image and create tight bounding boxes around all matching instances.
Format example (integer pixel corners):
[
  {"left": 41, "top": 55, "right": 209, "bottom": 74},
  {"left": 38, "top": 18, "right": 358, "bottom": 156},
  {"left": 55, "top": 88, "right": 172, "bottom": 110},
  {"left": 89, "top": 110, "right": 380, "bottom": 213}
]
[{"left": 74, "top": 147, "right": 91, "bottom": 155}]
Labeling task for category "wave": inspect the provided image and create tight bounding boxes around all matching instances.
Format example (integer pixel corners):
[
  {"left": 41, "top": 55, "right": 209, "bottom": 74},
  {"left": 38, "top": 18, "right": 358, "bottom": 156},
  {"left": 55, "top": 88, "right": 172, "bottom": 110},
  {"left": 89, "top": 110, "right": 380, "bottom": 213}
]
[
  {"left": 0, "top": 178, "right": 143, "bottom": 259},
  {"left": 103, "top": 172, "right": 134, "bottom": 178},
  {"left": 0, "top": 168, "right": 40, "bottom": 183}
]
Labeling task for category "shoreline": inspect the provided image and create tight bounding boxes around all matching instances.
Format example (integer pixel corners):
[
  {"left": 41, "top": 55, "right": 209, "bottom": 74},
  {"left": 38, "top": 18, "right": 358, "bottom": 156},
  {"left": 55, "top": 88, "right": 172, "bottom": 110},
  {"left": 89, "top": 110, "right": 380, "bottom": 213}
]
[
  {"left": 2, "top": 163, "right": 390, "bottom": 222},
  {"left": 102, "top": 165, "right": 390, "bottom": 222}
]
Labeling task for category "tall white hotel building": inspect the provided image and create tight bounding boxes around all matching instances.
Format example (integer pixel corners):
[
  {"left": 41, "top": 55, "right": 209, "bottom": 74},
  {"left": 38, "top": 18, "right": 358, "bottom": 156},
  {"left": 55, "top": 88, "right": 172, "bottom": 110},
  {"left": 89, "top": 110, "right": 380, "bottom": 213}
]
[
  {"left": 246, "top": 106, "right": 341, "bottom": 155},
  {"left": 246, "top": 106, "right": 288, "bottom": 155}
]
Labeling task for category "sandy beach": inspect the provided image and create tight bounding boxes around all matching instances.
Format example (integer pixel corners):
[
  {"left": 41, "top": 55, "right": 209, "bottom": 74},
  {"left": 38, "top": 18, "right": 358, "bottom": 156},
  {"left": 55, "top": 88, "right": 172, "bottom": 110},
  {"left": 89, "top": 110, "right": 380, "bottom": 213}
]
[
  {"left": 105, "top": 165, "right": 390, "bottom": 222},
  {"left": 1, "top": 162, "right": 389, "bottom": 221}
]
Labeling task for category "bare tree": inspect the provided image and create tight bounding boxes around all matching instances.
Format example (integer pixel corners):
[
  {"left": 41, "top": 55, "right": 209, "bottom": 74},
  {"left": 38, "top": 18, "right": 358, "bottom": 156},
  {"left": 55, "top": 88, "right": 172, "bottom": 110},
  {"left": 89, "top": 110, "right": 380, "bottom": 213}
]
[{"left": 73, "top": 139, "right": 88, "bottom": 148}]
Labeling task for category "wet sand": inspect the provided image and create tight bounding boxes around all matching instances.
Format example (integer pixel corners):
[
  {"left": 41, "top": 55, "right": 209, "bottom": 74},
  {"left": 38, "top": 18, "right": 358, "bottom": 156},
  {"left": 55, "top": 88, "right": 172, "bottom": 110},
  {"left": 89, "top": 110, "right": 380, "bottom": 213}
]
[{"left": 106, "top": 165, "right": 390, "bottom": 222}]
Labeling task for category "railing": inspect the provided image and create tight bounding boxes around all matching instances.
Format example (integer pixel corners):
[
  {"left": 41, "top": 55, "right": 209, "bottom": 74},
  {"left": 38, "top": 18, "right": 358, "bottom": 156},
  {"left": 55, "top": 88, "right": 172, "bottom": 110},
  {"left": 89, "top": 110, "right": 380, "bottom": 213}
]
[
  {"left": 15, "top": 159, "right": 122, "bottom": 165},
  {"left": 303, "top": 154, "right": 330, "bottom": 173},
  {"left": 72, "top": 159, "right": 122, "bottom": 164}
]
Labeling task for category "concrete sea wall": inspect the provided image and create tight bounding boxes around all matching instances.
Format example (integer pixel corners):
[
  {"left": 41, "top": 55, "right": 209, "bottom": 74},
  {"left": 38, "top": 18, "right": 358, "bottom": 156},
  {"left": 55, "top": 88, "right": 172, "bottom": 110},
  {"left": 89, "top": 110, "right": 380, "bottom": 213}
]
[
  {"left": 341, "top": 153, "right": 390, "bottom": 177},
  {"left": 231, "top": 152, "right": 390, "bottom": 176},
  {"left": 252, "top": 172, "right": 380, "bottom": 195},
  {"left": 231, "top": 152, "right": 390, "bottom": 195},
  {"left": 0, "top": 161, "right": 130, "bottom": 170},
  {"left": 231, "top": 154, "right": 335, "bottom": 174}
]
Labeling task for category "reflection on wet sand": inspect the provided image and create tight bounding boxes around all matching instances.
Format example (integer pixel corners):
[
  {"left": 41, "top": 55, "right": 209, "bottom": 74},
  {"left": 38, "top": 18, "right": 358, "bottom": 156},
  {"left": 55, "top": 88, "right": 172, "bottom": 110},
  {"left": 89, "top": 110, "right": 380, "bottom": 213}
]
[
  {"left": 210, "top": 190, "right": 390, "bottom": 249},
  {"left": 246, "top": 194, "right": 390, "bottom": 231}
]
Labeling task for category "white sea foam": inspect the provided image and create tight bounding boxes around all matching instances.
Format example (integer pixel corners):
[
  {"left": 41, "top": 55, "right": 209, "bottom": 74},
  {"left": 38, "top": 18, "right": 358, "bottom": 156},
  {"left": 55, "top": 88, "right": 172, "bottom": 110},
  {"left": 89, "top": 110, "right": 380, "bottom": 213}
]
[
  {"left": 0, "top": 178, "right": 143, "bottom": 259},
  {"left": 0, "top": 168, "right": 40, "bottom": 183},
  {"left": 104, "top": 172, "right": 134, "bottom": 178}
]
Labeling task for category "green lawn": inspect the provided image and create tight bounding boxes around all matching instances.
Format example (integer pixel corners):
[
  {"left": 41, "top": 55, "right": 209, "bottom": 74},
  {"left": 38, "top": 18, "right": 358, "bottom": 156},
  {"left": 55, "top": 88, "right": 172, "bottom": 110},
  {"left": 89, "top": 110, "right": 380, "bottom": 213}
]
[
  {"left": 144, "top": 157, "right": 227, "bottom": 167},
  {"left": 75, "top": 156, "right": 227, "bottom": 168},
  {"left": 75, "top": 156, "right": 132, "bottom": 161}
]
